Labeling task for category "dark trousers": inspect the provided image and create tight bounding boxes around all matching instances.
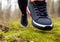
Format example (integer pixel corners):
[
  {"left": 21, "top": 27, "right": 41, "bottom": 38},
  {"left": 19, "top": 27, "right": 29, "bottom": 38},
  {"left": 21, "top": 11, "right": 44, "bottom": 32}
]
[{"left": 18, "top": 0, "right": 28, "bottom": 16}]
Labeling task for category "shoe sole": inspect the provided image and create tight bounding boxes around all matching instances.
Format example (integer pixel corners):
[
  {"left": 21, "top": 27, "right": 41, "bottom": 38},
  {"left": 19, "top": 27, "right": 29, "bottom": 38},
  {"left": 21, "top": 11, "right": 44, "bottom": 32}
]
[
  {"left": 32, "top": 20, "right": 53, "bottom": 31},
  {"left": 26, "top": 6, "right": 53, "bottom": 30},
  {"left": 20, "top": 23, "right": 26, "bottom": 28}
]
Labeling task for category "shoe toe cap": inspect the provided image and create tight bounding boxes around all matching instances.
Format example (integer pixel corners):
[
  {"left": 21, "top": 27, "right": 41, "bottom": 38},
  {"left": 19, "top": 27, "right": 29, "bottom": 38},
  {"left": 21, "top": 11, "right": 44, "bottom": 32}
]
[{"left": 37, "top": 18, "right": 52, "bottom": 25}]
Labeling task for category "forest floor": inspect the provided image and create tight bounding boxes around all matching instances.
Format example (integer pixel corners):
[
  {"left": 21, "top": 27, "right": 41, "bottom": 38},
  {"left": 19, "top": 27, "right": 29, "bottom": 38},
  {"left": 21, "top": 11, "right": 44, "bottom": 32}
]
[{"left": 0, "top": 18, "right": 60, "bottom": 42}]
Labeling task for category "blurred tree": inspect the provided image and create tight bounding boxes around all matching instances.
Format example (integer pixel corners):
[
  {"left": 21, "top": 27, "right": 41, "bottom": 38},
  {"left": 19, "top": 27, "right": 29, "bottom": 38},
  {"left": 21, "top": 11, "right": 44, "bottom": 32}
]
[
  {"left": 47, "top": 0, "right": 59, "bottom": 18},
  {"left": 5, "top": 0, "right": 11, "bottom": 21},
  {"left": 58, "top": 0, "right": 60, "bottom": 16},
  {"left": 0, "top": 1, "right": 3, "bottom": 22}
]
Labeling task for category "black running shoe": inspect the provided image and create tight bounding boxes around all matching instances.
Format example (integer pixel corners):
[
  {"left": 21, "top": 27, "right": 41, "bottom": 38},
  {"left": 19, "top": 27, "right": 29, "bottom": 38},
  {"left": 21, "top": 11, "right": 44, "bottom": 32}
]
[
  {"left": 20, "top": 14, "right": 28, "bottom": 27},
  {"left": 27, "top": 1, "right": 53, "bottom": 30}
]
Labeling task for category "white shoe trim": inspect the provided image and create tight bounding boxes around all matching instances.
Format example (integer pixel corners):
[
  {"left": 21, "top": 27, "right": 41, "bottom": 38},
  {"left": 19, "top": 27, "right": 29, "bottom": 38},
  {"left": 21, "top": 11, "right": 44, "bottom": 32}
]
[
  {"left": 20, "top": 24, "right": 26, "bottom": 28},
  {"left": 33, "top": 20, "right": 53, "bottom": 27}
]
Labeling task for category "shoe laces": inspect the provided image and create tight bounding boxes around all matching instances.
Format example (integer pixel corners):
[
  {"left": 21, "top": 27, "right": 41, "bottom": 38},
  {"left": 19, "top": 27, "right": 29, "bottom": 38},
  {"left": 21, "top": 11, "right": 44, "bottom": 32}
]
[{"left": 33, "top": 1, "right": 48, "bottom": 18}]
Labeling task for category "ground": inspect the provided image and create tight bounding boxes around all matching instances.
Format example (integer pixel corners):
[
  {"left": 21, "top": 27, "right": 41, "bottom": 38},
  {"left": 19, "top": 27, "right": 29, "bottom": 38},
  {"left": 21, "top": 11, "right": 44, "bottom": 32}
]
[{"left": 0, "top": 18, "right": 60, "bottom": 42}]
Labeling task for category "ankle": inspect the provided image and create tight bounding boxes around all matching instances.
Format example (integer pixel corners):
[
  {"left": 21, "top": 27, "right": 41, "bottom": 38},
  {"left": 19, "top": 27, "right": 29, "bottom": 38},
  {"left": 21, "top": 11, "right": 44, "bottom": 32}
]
[{"left": 30, "top": 0, "right": 45, "bottom": 2}]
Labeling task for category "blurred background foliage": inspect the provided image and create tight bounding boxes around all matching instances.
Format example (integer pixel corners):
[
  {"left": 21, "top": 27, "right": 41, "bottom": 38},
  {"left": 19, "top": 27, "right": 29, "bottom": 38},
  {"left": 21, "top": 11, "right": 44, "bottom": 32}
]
[{"left": 0, "top": 0, "right": 60, "bottom": 23}]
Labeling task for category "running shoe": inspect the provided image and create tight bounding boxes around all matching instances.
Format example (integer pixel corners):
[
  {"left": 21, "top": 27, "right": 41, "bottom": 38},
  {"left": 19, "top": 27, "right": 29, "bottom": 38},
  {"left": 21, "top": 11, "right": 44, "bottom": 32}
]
[{"left": 26, "top": 1, "right": 53, "bottom": 30}]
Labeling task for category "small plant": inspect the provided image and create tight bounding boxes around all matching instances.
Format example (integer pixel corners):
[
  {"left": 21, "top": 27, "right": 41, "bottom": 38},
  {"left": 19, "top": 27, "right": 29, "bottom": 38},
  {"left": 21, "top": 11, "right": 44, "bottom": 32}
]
[
  {"left": 0, "top": 34, "right": 5, "bottom": 40},
  {"left": 1, "top": 26, "right": 10, "bottom": 32}
]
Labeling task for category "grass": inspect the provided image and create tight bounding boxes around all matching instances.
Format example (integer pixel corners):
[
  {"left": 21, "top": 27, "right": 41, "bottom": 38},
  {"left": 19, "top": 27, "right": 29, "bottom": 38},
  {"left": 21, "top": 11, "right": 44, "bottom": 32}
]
[{"left": 0, "top": 18, "right": 60, "bottom": 42}]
